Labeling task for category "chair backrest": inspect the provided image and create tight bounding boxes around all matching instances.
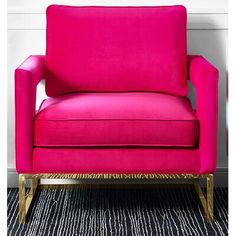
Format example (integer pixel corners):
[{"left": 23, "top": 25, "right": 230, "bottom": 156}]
[{"left": 45, "top": 5, "right": 188, "bottom": 97}]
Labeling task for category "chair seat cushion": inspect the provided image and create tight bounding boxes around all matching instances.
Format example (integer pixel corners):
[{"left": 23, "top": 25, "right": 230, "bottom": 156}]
[{"left": 34, "top": 92, "right": 198, "bottom": 147}]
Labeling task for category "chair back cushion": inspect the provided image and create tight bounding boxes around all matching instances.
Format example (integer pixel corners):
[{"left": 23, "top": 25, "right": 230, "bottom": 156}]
[{"left": 45, "top": 5, "right": 188, "bottom": 97}]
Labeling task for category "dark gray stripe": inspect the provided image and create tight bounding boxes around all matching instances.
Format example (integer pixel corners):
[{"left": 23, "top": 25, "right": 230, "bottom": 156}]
[{"left": 7, "top": 187, "right": 228, "bottom": 236}]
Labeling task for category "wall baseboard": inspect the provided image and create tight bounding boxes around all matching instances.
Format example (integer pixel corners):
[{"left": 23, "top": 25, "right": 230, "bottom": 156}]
[{"left": 7, "top": 167, "right": 228, "bottom": 188}]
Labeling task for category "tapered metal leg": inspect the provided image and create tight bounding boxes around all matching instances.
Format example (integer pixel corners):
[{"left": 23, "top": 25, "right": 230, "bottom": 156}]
[
  {"left": 206, "top": 175, "right": 214, "bottom": 221},
  {"left": 31, "top": 177, "right": 39, "bottom": 193},
  {"left": 194, "top": 174, "right": 214, "bottom": 222},
  {"left": 19, "top": 174, "right": 26, "bottom": 224},
  {"left": 18, "top": 174, "right": 39, "bottom": 224}
]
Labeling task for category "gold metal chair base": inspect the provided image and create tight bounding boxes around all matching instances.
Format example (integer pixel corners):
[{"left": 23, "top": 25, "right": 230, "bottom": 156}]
[{"left": 18, "top": 173, "right": 214, "bottom": 224}]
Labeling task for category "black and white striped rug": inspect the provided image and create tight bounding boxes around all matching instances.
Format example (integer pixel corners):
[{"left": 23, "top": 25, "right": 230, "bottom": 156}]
[{"left": 8, "top": 186, "right": 228, "bottom": 236}]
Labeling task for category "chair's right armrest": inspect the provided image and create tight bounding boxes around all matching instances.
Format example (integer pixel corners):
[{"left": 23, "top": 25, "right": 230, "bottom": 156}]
[
  {"left": 188, "top": 55, "right": 219, "bottom": 174},
  {"left": 15, "top": 55, "right": 45, "bottom": 173}
]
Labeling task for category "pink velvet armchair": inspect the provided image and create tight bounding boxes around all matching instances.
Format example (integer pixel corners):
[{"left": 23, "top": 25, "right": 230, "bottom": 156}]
[{"left": 15, "top": 5, "right": 219, "bottom": 223}]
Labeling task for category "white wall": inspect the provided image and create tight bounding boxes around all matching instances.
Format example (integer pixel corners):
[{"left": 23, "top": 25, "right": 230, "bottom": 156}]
[{"left": 7, "top": 0, "right": 228, "bottom": 186}]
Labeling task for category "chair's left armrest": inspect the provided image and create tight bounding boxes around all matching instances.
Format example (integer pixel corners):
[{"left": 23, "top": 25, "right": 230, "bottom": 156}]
[
  {"left": 15, "top": 55, "right": 46, "bottom": 173},
  {"left": 188, "top": 55, "right": 219, "bottom": 173}
]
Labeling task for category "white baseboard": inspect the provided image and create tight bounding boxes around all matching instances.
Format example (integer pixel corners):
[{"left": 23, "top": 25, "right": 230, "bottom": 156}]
[
  {"left": 7, "top": 167, "right": 228, "bottom": 188},
  {"left": 7, "top": 168, "right": 19, "bottom": 188}
]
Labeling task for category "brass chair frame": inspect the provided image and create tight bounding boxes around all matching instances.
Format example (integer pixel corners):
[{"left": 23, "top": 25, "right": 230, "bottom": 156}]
[{"left": 18, "top": 173, "right": 214, "bottom": 224}]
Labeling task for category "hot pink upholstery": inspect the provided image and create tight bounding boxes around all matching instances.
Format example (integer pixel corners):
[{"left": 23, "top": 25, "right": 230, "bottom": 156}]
[
  {"left": 46, "top": 5, "right": 188, "bottom": 97},
  {"left": 188, "top": 55, "right": 219, "bottom": 173},
  {"left": 15, "top": 5, "right": 218, "bottom": 175},
  {"left": 34, "top": 92, "right": 198, "bottom": 147},
  {"left": 32, "top": 148, "right": 199, "bottom": 173},
  {"left": 15, "top": 55, "right": 45, "bottom": 173}
]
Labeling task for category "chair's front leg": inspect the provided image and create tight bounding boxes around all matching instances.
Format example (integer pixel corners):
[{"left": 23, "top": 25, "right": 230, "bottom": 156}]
[
  {"left": 206, "top": 175, "right": 214, "bottom": 221},
  {"left": 18, "top": 174, "right": 39, "bottom": 224},
  {"left": 19, "top": 174, "right": 26, "bottom": 224},
  {"left": 194, "top": 174, "right": 214, "bottom": 222}
]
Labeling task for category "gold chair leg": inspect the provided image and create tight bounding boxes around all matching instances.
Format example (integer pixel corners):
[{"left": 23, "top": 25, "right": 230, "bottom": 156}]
[
  {"left": 19, "top": 174, "right": 26, "bottom": 224},
  {"left": 206, "top": 175, "right": 214, "bottom": 221},
  {"left": 19, "top": 174, "right": 39, "bottom": 224},
  {"left": 194, "top": 174, "right": 214, "bottom": 222},
  {"left": 18, "top": 173, "right": 213, "bottom": 223},
  {"left": 31, "top": 177, "right": 39, "bottom": 194}
]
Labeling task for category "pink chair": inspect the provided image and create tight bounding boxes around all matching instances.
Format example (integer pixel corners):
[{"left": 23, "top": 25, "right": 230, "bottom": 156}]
[{"left": 15, "top": 5, "right": 218, "bottom": 223}]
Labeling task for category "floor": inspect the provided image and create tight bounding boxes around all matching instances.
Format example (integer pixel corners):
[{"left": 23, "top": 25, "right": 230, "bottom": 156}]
[{"left": 7, "top": 186, "right": 228, "bottom": 236}]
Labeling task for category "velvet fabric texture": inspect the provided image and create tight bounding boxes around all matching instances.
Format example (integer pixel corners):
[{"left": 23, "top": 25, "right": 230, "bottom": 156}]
[
  {"left": 188, "top": 55, "right": 219, "bottom": 173},
  {"left": 32, "top": 148, "right": 200, "bottom": 173},
  {"left": 34, "top": 92, "right": 198, "bottom": 147},
  {"left": 15, "top": 55, "right": 45, "bottom": 173},
  {"left": 15, "top": 5, "right": 219, "bottom": 174},
  {"left": 45, "top": 5, "right": 188, "bottom": 97}
]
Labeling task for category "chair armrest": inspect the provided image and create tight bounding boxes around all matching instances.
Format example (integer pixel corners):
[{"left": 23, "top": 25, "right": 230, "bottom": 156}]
[
  {"left": 15, "top": 55, "right": 45, "bottom": 173},
  {"left": 188, "top": 55, "right": 219, "bottom": 173}
]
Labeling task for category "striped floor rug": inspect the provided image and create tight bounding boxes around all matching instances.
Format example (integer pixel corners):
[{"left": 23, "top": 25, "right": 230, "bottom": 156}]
[{"left": 8, "top": 187, "right": 228, "bottom": 236}]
